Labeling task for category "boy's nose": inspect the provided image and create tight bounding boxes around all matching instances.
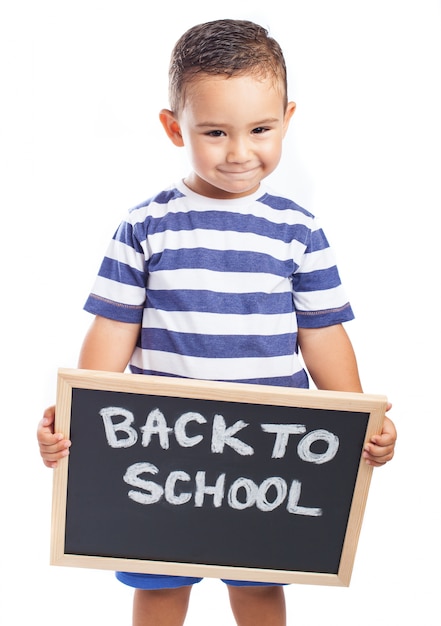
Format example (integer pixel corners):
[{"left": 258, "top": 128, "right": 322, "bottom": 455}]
[{"left": 226, "top": 138, "right": 251, "bottom": 163}]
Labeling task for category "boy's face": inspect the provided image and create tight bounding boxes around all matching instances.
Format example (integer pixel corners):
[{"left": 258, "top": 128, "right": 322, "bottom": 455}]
[{"left": 160, "top": 74, "right": 295, "bottom": 199}]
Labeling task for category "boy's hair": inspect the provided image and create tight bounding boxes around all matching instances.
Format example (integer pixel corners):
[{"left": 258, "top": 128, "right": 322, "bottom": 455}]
[{"left": 168, "top": 19, "right": 288, "bottom": 114}]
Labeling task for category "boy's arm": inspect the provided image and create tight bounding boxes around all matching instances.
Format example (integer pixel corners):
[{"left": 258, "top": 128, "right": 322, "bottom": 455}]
[
  {"left": 77, "top": 315, "right": 141, "bottom": 371},
  {"left": 298, "top": 324, "right": 396, "bottom": 467},
  {"left": 38, "top": 315, "right": 141, "bottom": 468}
]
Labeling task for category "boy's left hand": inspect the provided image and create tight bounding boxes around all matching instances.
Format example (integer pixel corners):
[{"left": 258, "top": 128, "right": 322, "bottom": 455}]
[{"left": 363, "top": 404, "right": 397, "bottom": 467}]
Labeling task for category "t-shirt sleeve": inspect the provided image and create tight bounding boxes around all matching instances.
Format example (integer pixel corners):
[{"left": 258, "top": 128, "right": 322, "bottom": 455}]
[
  {"left": 83, "top": 218, "right": 147, "bottom": 324},
  {"left": 292, "top": 219, "right": 355, "bottom": 328}
]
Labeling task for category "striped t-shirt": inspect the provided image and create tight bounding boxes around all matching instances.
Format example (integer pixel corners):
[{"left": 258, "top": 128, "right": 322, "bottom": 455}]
[{"left": 84, "top": 181, "right": 354, "bottom": 387}]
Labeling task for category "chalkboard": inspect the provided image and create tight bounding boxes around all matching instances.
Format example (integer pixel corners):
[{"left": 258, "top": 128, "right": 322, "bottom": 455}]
[{"left": 51, "top": 368, "right": 387, "bottom": 586}]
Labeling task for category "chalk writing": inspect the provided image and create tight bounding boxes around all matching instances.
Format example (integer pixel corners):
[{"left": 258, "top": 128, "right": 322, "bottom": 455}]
[{"left": 99, "top": 405, "right": 340, "bottom": 517}]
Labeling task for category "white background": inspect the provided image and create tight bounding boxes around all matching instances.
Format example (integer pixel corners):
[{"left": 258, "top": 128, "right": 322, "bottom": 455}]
[{"left": 1, "top": 1, "right": 440, "bottom": 623}]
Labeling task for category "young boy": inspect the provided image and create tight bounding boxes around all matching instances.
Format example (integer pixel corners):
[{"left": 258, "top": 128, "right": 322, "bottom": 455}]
[{"left": 38, "top": 19, "right": 396, "bottom": 626}]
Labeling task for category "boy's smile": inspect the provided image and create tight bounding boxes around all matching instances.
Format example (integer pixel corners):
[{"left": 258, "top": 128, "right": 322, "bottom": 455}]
[{"left": 160, "top": 74, "right": 295, "bottom": 199}]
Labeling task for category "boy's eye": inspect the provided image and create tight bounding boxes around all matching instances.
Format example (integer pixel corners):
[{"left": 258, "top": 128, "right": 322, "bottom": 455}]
[
  {"left": 206, "top": 130, "right": 225, "bottom": 137},
  {"left": 252, "top": 127, "right": 270, "bottom": 134}
]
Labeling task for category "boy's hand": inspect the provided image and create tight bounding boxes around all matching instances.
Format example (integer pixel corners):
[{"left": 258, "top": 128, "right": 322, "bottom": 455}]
[
  {"left": 363, "top": 405, "right": 397, "bottom": 467},
  {"left": 37, "top": 405, "right": 71, "bottom": 468}
]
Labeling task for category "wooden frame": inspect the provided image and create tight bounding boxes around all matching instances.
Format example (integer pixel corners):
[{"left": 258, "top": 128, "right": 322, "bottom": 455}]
[{"left": 51, "top": 368, "right": 387, "bottom": 587}]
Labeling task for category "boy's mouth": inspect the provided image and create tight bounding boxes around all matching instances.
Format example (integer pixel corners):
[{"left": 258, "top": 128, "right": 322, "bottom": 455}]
[{"left": 218, "top": 166, "right": 260, "bottom": 176}]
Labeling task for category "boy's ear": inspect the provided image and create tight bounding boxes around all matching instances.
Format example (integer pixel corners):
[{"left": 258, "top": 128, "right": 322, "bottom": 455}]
[
  {"left": 159, "top": 109, "right": 184, "bottom": 147},
  {"left": 283, "top": 101, "right": 296, "bottom": 136}
]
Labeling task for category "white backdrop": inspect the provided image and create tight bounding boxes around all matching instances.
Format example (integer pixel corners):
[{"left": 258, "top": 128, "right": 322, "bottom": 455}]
[{"left": 1, "top": 1, "right": 440, "bottom": 624}]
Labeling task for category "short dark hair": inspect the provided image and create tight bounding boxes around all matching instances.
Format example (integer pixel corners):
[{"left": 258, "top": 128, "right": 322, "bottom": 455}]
[{"left": 168, "top": 19, "right": 288, "bottom": 114}]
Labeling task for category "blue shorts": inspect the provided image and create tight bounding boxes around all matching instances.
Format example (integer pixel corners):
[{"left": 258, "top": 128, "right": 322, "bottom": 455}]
[{"left": 115, "top": 571, "right": 283, "bottom": 589}]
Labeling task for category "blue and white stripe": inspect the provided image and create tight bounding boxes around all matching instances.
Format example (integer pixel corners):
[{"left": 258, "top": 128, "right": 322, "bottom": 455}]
[{"left": 84, "top": 181, "right": 354, "bottom": 386}]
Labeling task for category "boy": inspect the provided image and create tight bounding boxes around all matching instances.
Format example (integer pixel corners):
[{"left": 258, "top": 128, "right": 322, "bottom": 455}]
[{"left": 38, "top": 19, "right": 396, "bottom": 626}]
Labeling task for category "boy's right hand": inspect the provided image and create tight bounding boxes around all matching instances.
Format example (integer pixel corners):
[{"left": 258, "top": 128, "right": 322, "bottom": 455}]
[{"left": 37, "top": 405, "right": 71, "bottom": 468}]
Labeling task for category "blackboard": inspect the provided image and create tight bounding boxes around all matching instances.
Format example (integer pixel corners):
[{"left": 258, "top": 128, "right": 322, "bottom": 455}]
[{"left": 51, "top": 368, "right": 386, "bottom": 586}]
